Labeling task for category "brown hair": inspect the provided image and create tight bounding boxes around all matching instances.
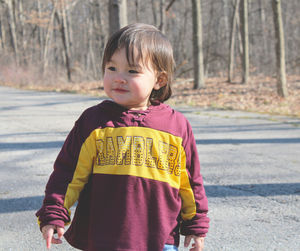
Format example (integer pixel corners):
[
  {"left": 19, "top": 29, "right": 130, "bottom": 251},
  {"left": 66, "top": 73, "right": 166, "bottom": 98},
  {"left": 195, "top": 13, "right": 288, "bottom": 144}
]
[{"left": 102, "top": 23, "right": 175, "bottom": 103}]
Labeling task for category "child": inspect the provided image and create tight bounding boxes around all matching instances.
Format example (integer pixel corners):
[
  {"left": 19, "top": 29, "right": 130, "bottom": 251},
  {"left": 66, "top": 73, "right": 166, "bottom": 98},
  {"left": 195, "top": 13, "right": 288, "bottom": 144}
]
[{"left": 36, "top": 23, "right": 209, "bottom": 251}]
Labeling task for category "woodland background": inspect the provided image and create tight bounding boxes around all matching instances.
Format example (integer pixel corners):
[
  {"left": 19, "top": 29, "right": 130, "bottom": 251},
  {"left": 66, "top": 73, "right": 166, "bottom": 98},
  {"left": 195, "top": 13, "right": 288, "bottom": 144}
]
[{"left": 0, "top": 0, "right": 299, "bottom": 117}]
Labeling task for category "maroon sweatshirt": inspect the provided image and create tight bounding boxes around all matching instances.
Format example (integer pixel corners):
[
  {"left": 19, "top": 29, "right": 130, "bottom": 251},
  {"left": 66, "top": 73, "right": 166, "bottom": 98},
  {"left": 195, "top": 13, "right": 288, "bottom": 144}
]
[{"left": 36, "top": 100, "right": 209, "bottom": 251}]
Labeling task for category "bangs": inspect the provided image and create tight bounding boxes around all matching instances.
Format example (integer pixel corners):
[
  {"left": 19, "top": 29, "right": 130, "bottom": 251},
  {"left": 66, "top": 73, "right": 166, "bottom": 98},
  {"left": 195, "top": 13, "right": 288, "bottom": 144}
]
[{"left": 119, "top": 32, "right": 154, "bottom": 70}]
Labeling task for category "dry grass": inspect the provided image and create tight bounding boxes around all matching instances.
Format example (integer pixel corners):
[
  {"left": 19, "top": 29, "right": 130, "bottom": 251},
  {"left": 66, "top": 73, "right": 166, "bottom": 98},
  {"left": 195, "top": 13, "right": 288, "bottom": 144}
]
[{"left": 170, "top": 76, "right": 300, "bottom": 118}]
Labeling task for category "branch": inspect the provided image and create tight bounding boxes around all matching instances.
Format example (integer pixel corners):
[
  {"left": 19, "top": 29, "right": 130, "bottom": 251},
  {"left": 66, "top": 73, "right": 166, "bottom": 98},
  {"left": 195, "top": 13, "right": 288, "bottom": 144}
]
[{"left": 166, "top": 0, "right": 176, "bottom": 12}]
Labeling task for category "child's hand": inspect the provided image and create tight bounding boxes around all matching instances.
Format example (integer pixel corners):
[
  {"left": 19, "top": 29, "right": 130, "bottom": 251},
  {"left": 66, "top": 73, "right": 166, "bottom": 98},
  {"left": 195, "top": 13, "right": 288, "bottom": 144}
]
[
  {"left": 41, "top": 225, "right": 64, "bottom": 249},
  {"left": 184, "top": 235, "right": 205, "bottom": 251}
]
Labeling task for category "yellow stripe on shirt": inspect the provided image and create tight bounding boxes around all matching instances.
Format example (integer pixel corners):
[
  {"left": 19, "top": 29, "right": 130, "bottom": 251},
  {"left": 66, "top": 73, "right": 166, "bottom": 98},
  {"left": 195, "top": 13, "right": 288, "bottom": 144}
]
[
  {"left": 64, "top": 126, "right": 197, "bottom": 219},
  {"left": 92, "top": 127, "right": 183, "bottom": 189}
]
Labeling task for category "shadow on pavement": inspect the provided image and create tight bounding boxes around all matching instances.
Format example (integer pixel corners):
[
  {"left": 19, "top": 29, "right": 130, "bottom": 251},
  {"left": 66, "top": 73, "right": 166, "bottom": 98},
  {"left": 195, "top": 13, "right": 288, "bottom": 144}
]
[
  {"left": 206, "top": 183, "right": 300, "bottom": 197},
  {"left": 0, "top": 141, "right": 64, "bottom": 151},
  {"left": 0, "top": 195, "right": 44, "bottom": 213}
]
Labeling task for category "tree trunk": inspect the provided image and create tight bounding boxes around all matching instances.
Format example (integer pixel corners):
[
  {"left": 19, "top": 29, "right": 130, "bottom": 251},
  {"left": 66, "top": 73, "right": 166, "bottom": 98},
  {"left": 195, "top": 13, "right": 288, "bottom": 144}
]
[
  {"left": 87, "top": 16, "right": 97, "bottom": 79},
  {"left": 259, "top": 0, "right": 267, "bottom": 65},
  {"left": 7, "top": 0, "right": 19, "bottom": 66},
  {"left": 91, "top": 0, "right": 105, "bottom": 79},
  {"left": 272, "top": 0, "right": 288, "bottom": 97},
  {"left": 109, "top": 0, "right": 128, "bottom": 35},
  {"left": 236, "top": 7, "right": 243, "bottom": 57},
  {"left": 151, "top": 0, "right": 158, "bottom": 27},
  {"left": 135, "top": 0, "right": 139, "bottom": 22},
  {"left": 228, "top": 0, "right": 240, "bottom": 83},
  {"left": 222, "top": 0, "right": 230, "bottom": 35},
  {"left": 43, "top": 1, "right": 57, "bottom": 73},
  {"left": 59, "top": 0, "right": 72, "bottom": 82},
  {"left": 192, "top": 0, "right": 205, "bottom": 89},
  {"left": 0, "top": 6, "right": 6, "bottom": 52},
  {"left": 37, "top": 0, "right": 44, "bottom": 61},
  {"left": 204, "top": 1, "right": 214, "bottom": 76},
  {"left": 159, "top": 0, "right": 176, "bottom": 33},
  {"left": 18, "top": 0, "right": 27, "bottom": 65},
  {"left": 65, "top": 3, "right": 74, "bottom": 57},
  {"left": 241, "top": 0, "right": 249, "bottom": 84},
  {"left": 159, "top": 0, "right": 166, "bottom": 33},
  {"left": 96, "top": 0, "right": 106, "bottom": 56}
]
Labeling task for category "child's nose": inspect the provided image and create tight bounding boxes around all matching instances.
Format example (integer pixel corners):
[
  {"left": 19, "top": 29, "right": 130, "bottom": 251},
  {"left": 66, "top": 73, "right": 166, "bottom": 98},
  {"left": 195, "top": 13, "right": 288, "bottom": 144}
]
[{"left": 114, "top": 73, "right": 127, "bottom": 84}]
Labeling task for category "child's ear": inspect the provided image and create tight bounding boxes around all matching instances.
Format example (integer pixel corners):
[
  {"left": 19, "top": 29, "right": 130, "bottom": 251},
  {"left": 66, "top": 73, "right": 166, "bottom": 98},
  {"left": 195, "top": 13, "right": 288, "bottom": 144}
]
[{"left": 154, "top": 72, "right": 168, "bottom": 90}]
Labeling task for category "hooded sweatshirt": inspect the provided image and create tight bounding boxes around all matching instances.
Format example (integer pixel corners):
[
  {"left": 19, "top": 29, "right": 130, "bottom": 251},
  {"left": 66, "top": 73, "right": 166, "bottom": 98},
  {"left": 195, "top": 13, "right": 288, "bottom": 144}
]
[{"left": 36, "top": 100, "right": 209, "bottom": 251}]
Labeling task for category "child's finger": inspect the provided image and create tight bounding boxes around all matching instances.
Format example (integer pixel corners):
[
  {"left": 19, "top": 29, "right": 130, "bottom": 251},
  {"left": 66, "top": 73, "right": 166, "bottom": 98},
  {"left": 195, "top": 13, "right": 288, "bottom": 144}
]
[
  {"left": 43, "top": 227, "right": 54, "bottom": 249},
  {"left": 42, "top": 225, "right": 64, "bottom": 249},
  {"left": 46, "top": 234, "right": 52, "bottom": 249},
  {"left": 184, "top": 235, "right": 193, "bottom": 247},
  {"left": 192, "top": 237, "right": 204, "bottom": 251},
  {"left": 56, "top": 227, "right": 65, "bottom": 239}
]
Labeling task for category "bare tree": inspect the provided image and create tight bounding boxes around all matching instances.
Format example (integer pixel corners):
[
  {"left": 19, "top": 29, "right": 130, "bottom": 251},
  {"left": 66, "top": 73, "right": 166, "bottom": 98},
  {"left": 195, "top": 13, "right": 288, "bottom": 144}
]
[
  {"left": 272, "top": 0, "right": 288, "bottom": 97},
  {"left": 60, "top": 0, "right": 72, "bottom": 81},
  {"left": 37, "top": 0, "right": 44, "bottom": 61},
  {"left": 159, "top": 0, "right": 176, "bottom": 33},
  {"left": 259, "top": 0, "right": 267, "bottom": 64},
  {"left": 192, "top": 0, "right": 205, "bottom": 89},
  {"left": 151, "top": 0, "right": 158, "bottom": 27},
  {"left": 6, "top": 0, "right": 19, "bottom": 65},
  {"left": 0, "top": 3, "right": 6, "bottom": 52},
  {"left": 159, "top": 0, "right": 166, "bottom": 33},
  {"left": 43, "top": 1, "right": 57, "bottom": 73},
  {"left": 241, "top": 0, "right": 249, "bottom": 84},
  {"left": 228, "top": 0, "right": 240, "bottom": 83},
  {"left": 18, "top": 0, "right": 27, "bottom": 64},
  {"left": 109, "top": 0, "right": 128, "bottom": 35},
  {"left": 87, "top": 0, "right": 106, "bottom": 79},
  {"left": 203, "top": 1, "right": 214, "bottom": 76},
  {"left": 135, "top": 0, "right": 139, "bottom": 22},
  {"left": 222, "top": 0, "right": 230, "bottom": 36}
]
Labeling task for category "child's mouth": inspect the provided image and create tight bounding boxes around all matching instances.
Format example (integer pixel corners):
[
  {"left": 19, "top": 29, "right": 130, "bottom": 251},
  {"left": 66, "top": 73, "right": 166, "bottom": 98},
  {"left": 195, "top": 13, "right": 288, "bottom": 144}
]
[{"left": 113, "top": 88, "right": 129, "bottom": 93}]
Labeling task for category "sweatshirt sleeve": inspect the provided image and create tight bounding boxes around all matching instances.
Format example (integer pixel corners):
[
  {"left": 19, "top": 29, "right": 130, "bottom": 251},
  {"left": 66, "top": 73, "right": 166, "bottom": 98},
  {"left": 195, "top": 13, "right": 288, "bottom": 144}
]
[
  {"left": 179, "top": 121, "right": 209, "bottom": 237},
  {"left": 36, "top": 115, "right": 95, "bottom": 230}
]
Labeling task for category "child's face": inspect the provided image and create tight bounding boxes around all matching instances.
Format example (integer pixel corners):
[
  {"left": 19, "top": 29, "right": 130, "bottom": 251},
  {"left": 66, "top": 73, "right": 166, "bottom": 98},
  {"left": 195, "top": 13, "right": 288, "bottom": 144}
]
[{"left": 103, "top": 48, "right": 165, "bottom": 110}]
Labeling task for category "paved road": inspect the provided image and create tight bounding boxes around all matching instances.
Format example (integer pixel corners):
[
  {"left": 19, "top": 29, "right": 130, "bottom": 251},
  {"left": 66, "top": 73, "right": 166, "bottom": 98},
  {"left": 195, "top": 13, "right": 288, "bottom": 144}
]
[{"left": 0, "top": 86, "right": 300, "bottom": 251}]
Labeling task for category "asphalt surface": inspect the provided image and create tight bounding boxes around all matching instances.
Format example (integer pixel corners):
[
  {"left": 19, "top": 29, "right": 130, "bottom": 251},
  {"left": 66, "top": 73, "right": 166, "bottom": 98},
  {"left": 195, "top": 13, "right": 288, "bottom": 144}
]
[{"left": 0, "top": 86, "right": 300, "bottom": 251}]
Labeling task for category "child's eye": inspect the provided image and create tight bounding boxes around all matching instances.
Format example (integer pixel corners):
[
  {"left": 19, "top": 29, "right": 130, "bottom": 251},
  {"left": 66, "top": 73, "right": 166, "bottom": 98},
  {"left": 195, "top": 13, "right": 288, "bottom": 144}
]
[
  {"left": 107, "top": 66, "right": 116, "bottom": 71},
  {"left": 129, "top": 69, "right": 139, "bottom": 74}
]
